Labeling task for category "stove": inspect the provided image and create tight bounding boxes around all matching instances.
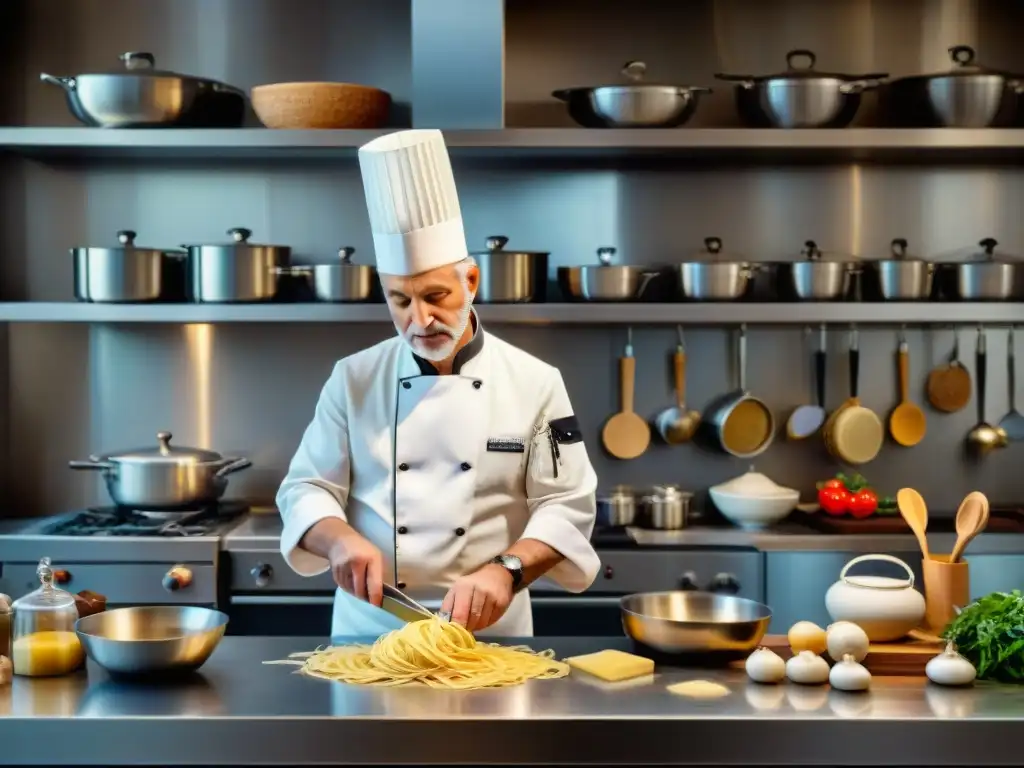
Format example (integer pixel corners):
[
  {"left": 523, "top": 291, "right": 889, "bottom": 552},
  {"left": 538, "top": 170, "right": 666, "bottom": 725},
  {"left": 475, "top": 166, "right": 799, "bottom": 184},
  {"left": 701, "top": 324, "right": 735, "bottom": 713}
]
[
  {"left": 45, "top": 501, "right": 250, "bottom": 538},
  {"left": 0, "top": 501, "right": 252, "bottom": 610}
]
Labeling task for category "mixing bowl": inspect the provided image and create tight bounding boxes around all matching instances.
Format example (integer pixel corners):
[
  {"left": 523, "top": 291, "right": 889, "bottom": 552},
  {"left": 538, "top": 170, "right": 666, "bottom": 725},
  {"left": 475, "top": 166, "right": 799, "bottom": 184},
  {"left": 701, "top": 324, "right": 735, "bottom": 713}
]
[
  {"left": 76, "top": 605, "right": 228, "bottom": 677},
  {"left": 621, "top": 591, "right": 771, "bottom": 655}
]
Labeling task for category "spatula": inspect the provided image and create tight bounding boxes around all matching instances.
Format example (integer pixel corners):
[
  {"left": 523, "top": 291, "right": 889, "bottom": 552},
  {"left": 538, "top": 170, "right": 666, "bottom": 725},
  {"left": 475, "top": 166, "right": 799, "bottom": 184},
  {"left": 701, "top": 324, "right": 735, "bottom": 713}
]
[{"left": 602, "top": 327, "right": 651, "bottom": 460}]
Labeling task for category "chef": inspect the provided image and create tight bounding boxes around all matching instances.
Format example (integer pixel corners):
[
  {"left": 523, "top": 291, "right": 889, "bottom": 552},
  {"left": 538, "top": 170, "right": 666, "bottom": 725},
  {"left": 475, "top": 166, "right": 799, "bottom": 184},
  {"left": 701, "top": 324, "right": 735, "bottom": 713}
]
[{"left": 276, "top": 129, "right": 599, "bottom": 639}]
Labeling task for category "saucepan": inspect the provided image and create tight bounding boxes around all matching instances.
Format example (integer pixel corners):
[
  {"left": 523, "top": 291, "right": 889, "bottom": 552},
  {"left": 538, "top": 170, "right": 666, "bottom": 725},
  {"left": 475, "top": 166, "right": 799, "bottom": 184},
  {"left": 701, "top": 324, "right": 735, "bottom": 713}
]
[
  {"left": 285, "top": 247, "right": 378, "bottom": 303},
  {"left": 69, "top": 431, "right": 251, "bottom": 513},
  {"left": 557, "top": 247, "right": 659, "bottom": 301},
  {"left": 621, "top": 591, "right": 772, "bottom": 657}
]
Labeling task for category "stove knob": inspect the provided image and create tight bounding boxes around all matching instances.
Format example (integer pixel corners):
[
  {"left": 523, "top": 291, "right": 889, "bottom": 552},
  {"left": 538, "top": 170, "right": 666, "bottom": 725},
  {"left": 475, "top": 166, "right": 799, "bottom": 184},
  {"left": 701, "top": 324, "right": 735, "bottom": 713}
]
[
  {"left": 603, "top": 565, "right": 614, "bottom": 580},
  {"left": 162, "top": 565, "right": 193, "bottom": 592},
  {"left": 709, "top": 572, "right": 740, "bottom": 595},
  {"left": 251, "top": 563, "right": 273, "bottom": 588},
  {"left": 678, "top": 571, "right": 699, "bottom": 591},
  {"left": 53, "top": 569, "right": 71, "bottom": 585}
]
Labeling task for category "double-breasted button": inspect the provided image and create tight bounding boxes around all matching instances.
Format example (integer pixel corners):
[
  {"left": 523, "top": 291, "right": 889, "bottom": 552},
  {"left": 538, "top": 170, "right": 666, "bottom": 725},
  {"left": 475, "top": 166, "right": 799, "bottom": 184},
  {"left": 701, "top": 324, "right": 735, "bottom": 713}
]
[
  {"left": 455, "top": 527, "right": 466, "bottom": 537},
  {"left": 398, "top": 526, "right": 408, "bottom": 534},
  {"left": 472, "top": 380, "right": 482, "bottom": 389},
  {"left": 397, "top": 581, "right": 407, "bottom": 589},
  {"left": 402, "top": 381, "right": 411, "bottom": 389},
  {"left": 460, "top": 462, "right": 472, "bottom": 471},
  {"left": 399, "top": 463, "right": 409, "bottom": 471}
]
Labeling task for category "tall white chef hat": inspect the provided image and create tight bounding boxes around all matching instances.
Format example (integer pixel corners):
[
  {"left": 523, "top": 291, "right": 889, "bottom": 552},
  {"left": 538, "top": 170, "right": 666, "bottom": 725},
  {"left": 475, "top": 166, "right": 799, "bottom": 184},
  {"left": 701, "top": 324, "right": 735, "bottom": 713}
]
[{"left": 357, "top": 129, "right": 469, "bottom": 276}]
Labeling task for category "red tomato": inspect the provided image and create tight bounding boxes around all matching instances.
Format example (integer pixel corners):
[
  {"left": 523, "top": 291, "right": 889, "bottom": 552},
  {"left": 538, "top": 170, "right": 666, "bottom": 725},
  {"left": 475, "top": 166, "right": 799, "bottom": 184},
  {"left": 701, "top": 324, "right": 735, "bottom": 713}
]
[
  {"left": 821, "top": 478, "right": 846, "bottom": 490},
  {"left": 818, "top": 487, "right": 850, "bottom": 516},
  {"left": 848, "top": 489, "right": 879, "bottom": 519}
]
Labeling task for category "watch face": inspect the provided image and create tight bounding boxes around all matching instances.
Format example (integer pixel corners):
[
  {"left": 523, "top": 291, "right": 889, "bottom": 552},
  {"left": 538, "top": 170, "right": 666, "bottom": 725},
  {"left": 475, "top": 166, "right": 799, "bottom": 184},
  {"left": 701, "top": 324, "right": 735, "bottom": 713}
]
[{"left": 500, "top": 555, "right": 523, "bottom": 571}]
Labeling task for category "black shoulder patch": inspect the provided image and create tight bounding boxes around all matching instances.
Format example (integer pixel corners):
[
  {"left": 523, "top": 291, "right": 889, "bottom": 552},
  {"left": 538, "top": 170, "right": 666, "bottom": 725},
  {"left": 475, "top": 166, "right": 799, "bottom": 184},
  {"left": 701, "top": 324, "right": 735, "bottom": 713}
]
[{"left": 549, "top": 415, "right": 583, "bottom": 445}]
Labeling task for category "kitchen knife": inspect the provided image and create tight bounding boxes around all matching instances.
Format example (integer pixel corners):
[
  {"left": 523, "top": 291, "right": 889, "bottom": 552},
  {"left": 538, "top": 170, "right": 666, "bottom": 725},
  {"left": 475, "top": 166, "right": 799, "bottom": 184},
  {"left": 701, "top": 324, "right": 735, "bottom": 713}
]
[{"left": 381, "top": 583, "right": 434, "bottom": 623}]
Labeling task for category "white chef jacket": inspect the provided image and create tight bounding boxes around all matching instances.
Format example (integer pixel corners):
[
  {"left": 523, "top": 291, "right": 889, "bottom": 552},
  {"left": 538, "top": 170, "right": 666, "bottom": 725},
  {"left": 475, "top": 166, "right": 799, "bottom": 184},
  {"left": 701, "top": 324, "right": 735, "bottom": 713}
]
[{"left": 277, "top": 311, "right": 600, "bottom": 639}]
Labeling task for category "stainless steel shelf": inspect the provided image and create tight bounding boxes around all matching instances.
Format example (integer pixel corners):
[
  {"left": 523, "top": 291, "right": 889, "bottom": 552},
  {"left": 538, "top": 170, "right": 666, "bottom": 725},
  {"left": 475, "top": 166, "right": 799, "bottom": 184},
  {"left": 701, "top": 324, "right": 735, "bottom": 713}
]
[
  {"left": 1, "top": 302, "right": 1020, "bottom": 324},
  {"left": 1, "top": 127, "right": 1023, "bottom": 161}
]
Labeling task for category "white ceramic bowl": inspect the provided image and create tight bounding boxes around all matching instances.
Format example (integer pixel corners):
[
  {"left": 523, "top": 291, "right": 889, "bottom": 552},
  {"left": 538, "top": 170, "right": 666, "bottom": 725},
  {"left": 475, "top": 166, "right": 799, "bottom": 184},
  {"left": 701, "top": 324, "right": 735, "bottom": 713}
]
[{"left": 709, "top": 487, "right": 799, "bottom": 530}]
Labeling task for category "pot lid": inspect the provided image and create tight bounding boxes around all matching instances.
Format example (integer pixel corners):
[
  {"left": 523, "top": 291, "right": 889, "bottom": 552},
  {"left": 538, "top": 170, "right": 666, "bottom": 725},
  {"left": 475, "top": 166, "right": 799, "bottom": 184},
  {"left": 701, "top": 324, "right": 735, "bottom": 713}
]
[
  {"left": 99, "top": 431, "right": 224, "bottom": 465},
  {"left": 906, "top": 45, "right": 1017, "bottom": 79},
  {"left": 554, "top": 60, "right": 710, "bottom": 95},
  {"left": 715, "top": 49, "right": 887, "bottom": 83},
  {"left": 797, "top": 240, "right": 858, "bottom": 263},
  {"left": 79, "top": 52, "right": 212, "bottom": 80},
  {"left": 871, "top": 237, "right": 928, "bottom": 263},
  {"left": 186, "top": 227, "right": 288, "bottom": 249},
  {"left": 966, "top": 237, "right": 1018, "bottom": 262},
  {"left": 471, "top": 235, "right": 550, "bottom": 258},
  {"left": 690, "top": 236, "right": 748, "bottom": 262}
]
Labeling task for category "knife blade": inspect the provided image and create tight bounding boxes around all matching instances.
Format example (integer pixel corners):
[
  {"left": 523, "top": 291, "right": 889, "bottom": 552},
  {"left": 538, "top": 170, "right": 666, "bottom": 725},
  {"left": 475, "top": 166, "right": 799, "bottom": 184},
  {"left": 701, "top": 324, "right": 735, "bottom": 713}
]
[{"left": 381, "top": 583, "right": 434, "bottom": 623}]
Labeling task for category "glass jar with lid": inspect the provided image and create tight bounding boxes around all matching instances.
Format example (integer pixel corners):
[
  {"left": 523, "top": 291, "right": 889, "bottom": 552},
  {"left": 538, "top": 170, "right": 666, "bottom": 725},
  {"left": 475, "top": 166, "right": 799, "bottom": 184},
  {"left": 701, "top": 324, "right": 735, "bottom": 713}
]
[{"left": 11, "top": 558, "right": 84, "bottom": 676}]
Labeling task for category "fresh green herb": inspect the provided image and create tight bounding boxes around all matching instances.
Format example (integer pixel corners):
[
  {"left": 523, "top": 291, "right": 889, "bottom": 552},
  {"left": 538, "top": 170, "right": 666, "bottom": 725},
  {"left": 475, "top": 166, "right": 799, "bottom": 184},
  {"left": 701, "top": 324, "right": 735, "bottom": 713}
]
[
  {"left": 837, "top": 472, "right": 870, "bottom": 492},
  {"left": 943, "top": 590, "right": 1024, "bottom": 683},
  {"left": 876, "top": 495, "right": 898, "bottom": 512}
]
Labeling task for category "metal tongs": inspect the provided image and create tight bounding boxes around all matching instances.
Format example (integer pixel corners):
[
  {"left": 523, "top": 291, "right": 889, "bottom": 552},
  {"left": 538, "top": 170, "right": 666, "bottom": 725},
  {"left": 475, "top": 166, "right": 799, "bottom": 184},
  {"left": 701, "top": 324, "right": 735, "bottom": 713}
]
[{"left": 382, "top": 583, "right": 451, "bottom": 624}]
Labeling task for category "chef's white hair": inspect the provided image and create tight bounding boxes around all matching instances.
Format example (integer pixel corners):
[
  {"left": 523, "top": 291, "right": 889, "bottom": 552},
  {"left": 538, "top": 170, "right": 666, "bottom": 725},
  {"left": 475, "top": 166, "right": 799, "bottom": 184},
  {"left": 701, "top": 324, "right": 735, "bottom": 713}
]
[{"left": 454, "top": 255, "right": 476, "bottom": 281}]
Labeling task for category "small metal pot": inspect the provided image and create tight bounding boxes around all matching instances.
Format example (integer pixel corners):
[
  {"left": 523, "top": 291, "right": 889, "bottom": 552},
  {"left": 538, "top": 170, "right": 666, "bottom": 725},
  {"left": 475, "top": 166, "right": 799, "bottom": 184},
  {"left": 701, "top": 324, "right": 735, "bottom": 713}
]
[
  {"left": 557, "top": 247, "right": 658, "bottom": 301},
  {"left": 73, "top": 230, "right": 186, "bottom": 303},
  {"left": 287, "top": 247, "right": 377, "bottom": 303},
  {"left": 677, "top": 237, "right": 758, "bottom": 301},
  {"left": 41, "top": 52, "right": 246, "bottom": 128},
  {"left": 596, "top": 485, "right": 636, "bottom": 527},
  {"left": 69, "top": 431, "right": 251, "bottom": 512},
  {"left": 863, "top": 238, "right": 936, "bottom": 301},
  {"left": 186, "top": 228, "right": 292, "bottom": 303},
  {"left": 715, "top": 50, "right": 887, "bottom": 128},
  {"left": 885, "top": 45, "right": 1024, "bottom": 128},
  {"left": 775, "top": 240, "right": 859, "bottom": 301},
  {"left": 938, "top": 238, "right": 1023, "bottom": 301},
  {"left": 471, "top": 236, "right": 549, "bottom": 303},
  {"left": 553, "top": 60, "right": 711, "bottom": 128},
  {"left": 638, "top": 485, "right": 692, "bottom": 530}
]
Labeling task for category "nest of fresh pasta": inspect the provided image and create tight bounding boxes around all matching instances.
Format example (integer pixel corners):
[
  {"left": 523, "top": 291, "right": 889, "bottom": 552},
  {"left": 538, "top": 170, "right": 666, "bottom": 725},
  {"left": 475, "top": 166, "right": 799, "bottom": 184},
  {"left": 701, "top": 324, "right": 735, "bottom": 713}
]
[{"left": 264, "top": 616, "right": 569, "bottom": 690}]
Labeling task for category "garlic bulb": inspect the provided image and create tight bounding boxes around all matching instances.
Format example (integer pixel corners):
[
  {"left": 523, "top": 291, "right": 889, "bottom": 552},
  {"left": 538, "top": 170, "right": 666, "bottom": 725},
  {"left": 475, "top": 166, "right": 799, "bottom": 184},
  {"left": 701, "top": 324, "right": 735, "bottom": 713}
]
[
  {"left": 786, "top": 650, "right": 830, "bottom": 685},
  {"left": 829, "top": 653, "right": 872, "bottom": 692},
  {"left": 826, "top": 621, "right": 870, "bottom": 662},
  {"left": 925, "top": 641, "right": 977, "bottom": 687},
  {"left": 745, "top": 647, "right": 786, "bottom": 684},
  {"left": 788, "top": 621, "right": 827, "bottom": 655}
]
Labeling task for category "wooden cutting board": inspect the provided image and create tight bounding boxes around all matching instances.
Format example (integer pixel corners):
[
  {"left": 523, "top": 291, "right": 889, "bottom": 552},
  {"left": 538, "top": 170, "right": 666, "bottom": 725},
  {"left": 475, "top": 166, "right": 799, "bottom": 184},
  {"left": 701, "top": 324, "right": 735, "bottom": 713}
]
[{"left": 751, "top": 634, "right": 942, "bottom": 676}]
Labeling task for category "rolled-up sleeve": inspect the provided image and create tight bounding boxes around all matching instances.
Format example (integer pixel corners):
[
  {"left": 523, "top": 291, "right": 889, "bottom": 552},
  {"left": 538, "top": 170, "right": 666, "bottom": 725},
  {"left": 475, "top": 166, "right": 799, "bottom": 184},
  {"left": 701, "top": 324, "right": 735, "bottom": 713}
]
[
  {"left": 521, "top": 369, "right": 599, "bottom": 592},
  {"left": 277, "top": 360, "right": 350, "bottom": 576}
]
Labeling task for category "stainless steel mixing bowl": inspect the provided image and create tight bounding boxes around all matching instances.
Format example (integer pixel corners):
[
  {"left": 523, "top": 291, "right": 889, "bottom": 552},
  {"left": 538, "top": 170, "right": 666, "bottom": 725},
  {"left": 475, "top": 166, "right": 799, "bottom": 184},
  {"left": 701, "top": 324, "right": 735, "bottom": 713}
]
[
  {"left": 76, "top": 605, "right": 228, "bottom": 676},
  {"left": 620, "top": 591, "right": 771, "bottom": 654}
]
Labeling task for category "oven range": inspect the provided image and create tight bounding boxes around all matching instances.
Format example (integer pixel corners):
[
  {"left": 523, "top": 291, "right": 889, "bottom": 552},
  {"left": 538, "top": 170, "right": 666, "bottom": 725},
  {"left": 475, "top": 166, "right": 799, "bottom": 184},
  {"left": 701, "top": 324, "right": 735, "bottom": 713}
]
[
  {"left": 222, "top": 514, "right": 765, "bottom": 637},
  {"left": 0, "top": 501, "right": 249, "bottom": 609}
]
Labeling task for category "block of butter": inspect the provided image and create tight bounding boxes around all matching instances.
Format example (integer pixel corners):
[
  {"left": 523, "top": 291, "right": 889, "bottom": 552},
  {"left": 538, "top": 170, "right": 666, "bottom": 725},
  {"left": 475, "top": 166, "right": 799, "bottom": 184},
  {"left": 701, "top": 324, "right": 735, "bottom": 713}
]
[{"left": 566, "top": 649, "right": 655, "bottom": 682}]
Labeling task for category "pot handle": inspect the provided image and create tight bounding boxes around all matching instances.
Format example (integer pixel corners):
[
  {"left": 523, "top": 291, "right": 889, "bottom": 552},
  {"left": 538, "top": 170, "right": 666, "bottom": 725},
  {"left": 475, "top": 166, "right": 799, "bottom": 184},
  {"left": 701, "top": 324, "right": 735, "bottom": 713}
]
[
  {"left": 69, "top": 459, "right": 116, "bottom": 472},
  {"left": 636, "top": 270, "right": 660, "bottom": 298},
  {"left": 40, "top": 73, "right": 76, "bottom": 92},
  {"left": 840, "top": 553, "right": 915, "bottom": 590},
  {"left": 214, "top": 457, "right": 252, "bottom": 479}
]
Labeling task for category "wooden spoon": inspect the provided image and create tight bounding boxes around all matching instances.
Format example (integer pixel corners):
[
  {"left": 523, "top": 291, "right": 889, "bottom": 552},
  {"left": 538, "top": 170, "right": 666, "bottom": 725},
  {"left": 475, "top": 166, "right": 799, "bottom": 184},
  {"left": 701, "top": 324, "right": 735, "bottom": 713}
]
[
  {"left": 602, "top": 327, "right": 651, "bottom": 460},
  {"left": 897, "top": 487, "right": 930, "bottom": 560},
  {"left": 889, "top": 330, "right": 927, "bottom": 447},
  {"left": 949, "top": 491, "right": 990, "bottom": 562}
]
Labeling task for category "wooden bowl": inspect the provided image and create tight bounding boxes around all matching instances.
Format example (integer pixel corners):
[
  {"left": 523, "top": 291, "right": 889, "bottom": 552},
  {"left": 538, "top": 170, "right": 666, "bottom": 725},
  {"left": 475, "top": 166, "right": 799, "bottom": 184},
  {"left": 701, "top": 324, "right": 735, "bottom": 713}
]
[{"left": 250, "top": 82, "right": 391, "bottom": 129}]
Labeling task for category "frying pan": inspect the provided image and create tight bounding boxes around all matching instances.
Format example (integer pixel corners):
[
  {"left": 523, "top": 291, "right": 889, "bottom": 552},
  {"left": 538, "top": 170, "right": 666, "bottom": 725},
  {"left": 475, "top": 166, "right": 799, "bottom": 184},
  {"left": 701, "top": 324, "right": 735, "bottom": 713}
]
[
  {"left": 696, "top": 324, "right": 775, "bottom": 458},
  {"left": 826, "top": 328, "right": 884, "bottom": 465},
  {"left": 787, "top": 325, "right": 827, "bottom": 439}
]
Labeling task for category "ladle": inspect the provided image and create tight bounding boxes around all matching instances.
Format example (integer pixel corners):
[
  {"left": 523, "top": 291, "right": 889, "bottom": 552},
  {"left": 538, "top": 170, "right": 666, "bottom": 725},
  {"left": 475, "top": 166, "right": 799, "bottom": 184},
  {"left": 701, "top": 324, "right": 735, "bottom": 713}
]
[
  {"left": 654, "top": 325, "right": 701, "bottom": 444},
  {"left": 966, "top": 326, "right": 1008, "bottom": 456},
  {"left": 786, "top": 325, "right": 827, "bottom": 440},
  {"left": 896, "top": 487, "right": 930, "bottom": 560},
  {"left": 997, "top": 326, "right": 1024, "bottom": 442},
  {"left": 889, "top": 327, "right": 927, "bottom": 447},
  {"left": 949, "top": 491, "right": 990, "bottom": 562}
]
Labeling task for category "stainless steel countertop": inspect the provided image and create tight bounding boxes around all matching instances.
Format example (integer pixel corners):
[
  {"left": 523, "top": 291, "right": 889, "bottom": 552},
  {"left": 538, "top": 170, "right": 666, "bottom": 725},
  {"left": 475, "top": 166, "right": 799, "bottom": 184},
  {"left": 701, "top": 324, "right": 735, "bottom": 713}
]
[
  {"left": 0, "top": 636, "right": 1020, "bottom": 766},
  {"left": 223, "top": 510, "right": 1024, "bottom": 555}
]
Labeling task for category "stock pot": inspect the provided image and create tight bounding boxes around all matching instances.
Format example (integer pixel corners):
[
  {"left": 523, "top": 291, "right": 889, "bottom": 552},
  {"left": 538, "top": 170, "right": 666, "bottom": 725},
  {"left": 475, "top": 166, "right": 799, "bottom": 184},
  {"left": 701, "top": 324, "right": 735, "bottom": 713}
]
[
  {"left": 775, "top": 240, "right": 858, "bottom": 301},
  {"left": 938, "top": 238, "right": 1022, "bottom": 301},
  {"left": 73, "top": 230, "right": 185, "bottom": 303},
  {"left": 558, "top": 247, "right": 657, "bottom": 301},
  {"left": 862, "top": 238, "right": 935, "bottom": 300},
  {"left": 676, "top": 237, "right": 757, "bottom": 301},
  {"left": 186, "top": 228, "right": 292, "bottom": 302},
  {"left": 471, "top": 236, "right": 549, "bottom": 303}
]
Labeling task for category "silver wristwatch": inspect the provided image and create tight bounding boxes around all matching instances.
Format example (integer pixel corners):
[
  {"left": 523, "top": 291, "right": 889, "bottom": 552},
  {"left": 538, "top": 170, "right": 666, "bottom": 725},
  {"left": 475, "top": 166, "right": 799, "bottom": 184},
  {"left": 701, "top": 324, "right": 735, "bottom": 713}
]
[{"left": 490, "top": 554, "right": 523, "bottom": 590}]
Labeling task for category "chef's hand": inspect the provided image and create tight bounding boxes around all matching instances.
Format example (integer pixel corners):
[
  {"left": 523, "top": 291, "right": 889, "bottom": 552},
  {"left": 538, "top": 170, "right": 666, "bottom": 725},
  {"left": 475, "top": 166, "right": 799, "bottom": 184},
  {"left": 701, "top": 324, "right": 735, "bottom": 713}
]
[
  {"left": 441, "top": 564, "right": 514, "bottom": 632},
  {"left": 328, "top": 532, "right": 384, "bottom": 607}
]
